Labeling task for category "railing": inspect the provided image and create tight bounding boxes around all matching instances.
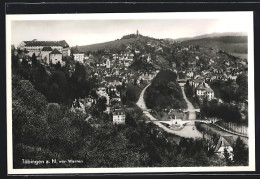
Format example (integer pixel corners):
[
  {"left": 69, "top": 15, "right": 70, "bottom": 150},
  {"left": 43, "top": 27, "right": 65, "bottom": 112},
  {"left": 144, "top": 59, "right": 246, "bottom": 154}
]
[{"left": 212, "top": 123, "right": 248, "bottom": 138}]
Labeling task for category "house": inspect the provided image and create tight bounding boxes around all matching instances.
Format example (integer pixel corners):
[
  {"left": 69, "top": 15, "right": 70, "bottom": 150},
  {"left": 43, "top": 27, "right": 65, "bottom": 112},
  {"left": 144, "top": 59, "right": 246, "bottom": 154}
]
[
  {"left": 190, "top": 78, "right": 204, "bottom": 88},
  {"left": 96, "top": 84, "right": 109, "bottom": 105},
  {"left": 107, "top": 84, "right": 117, "bottom": 93},
  {"left": 214, "top": 136, "right": 234, "bottom": 160},
  {"left": 71, "top": 99, "right": 86, "bottom": 114},
  {"left": 106, "top": 58, "right": 111, "bottom": 69},
  {"left": 73, "top": 53, "right": 85, "bottom": 63},
  {"left": 196, "top": 83, "right": 214, "bottom": 101},
  {"left": 112, "top": 109, "right": 126, "bottom": 125},
  {"left": 146, "top": 54, "right": 151, "bottom": 63},
  {"left": 85, "top": 95, "right": 95, "bottom": 108},
  {"left": 186, "top": 71, "right": 194, "bottom": 78},
  {"left": 18, "top": 39, "right": 70, "bottom": 57},
  {"left": 49, "top": 49, "right": 63, "bottom": 65},
  {"left": 172, "top": 62, "right": 176, "bottom": 68}
]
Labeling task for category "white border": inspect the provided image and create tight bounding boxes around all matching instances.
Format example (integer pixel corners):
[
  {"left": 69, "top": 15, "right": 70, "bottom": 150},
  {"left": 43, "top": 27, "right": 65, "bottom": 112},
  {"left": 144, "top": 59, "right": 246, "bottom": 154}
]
[{"left": 6, "top": 12, "right": 255, "bottom": 174}]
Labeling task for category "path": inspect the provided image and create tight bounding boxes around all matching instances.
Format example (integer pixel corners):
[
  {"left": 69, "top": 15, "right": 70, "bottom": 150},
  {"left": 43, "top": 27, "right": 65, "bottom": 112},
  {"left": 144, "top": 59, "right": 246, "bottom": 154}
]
[
  {"left": 136, "top": 83, "right": 203, "bottom": 139},
  {"left": 180, "top": 86, "right": 196, "bottom": 120}
]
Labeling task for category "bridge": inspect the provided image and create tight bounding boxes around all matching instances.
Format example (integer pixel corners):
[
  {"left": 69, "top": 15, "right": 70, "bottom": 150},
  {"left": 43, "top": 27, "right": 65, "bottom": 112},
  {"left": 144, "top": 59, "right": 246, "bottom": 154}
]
[
  {"left": 143, "top": 108, "right": 152, "bottom": 112},
  {"left": 183, "top": 109, "right": 200, "bottom": 113},
  {"left": 177, "top": 78, "right": 189, "bottom": 83},
  {"left": 159, "top": 119, "right": 216, "bottom": 126}
]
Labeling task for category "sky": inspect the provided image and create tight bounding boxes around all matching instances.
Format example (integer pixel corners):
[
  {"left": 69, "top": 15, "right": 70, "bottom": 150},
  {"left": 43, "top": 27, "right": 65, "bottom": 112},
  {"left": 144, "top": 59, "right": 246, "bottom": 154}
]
[{"left": 11, "top": 18, "right": 249, "bottom": 47}]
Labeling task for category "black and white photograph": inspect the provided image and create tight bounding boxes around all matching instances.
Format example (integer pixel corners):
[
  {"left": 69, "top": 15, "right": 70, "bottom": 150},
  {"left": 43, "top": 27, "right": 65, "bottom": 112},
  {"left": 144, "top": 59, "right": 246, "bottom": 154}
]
[{"left": 6, "top": 12, "right": 255, "bottom": 174}]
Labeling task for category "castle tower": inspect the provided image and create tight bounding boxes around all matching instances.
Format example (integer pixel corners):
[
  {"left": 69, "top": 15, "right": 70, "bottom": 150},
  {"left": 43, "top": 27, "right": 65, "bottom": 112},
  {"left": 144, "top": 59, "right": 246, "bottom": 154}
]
[{"left": 136, "top": 30, "right": 139, "bottom": 37}]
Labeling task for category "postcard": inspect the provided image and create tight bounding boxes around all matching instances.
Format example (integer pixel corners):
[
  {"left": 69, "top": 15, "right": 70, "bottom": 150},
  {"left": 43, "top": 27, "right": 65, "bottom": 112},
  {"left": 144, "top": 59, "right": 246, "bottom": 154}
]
[{"left": 6, "top": 12, "right": 255, "bottom": 174}]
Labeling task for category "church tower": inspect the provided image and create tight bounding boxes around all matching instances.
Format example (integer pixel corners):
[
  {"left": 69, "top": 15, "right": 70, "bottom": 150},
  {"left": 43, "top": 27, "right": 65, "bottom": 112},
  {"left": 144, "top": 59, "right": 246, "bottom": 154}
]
[{"left": 136, "top": 29, "right": 139, "bottom": 37}]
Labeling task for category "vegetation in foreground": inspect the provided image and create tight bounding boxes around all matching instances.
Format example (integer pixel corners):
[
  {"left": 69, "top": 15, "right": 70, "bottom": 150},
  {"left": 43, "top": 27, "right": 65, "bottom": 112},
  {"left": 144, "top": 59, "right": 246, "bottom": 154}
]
[{"left": 13, "top": 73, "right": 233, "bottom": 168}]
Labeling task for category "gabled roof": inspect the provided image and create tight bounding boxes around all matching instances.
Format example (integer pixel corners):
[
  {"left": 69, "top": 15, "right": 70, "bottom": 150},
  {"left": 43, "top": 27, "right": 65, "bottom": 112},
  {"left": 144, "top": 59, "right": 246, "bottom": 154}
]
[
  {"left": 193, "top": 78, "right": 204, "bottom": 83},
  {"left": 113, "top": 109, "right": 125, "bottom": 115},
  {"left": 23, "top": 40, "right": 69, "bottom": 48},
  {"left": 205, "top": 87, "right": 214, "bottom": 92},
  {"left": 42, "top": 46, "right": 53, "bottom": 51},
  {"left": 214, "top": 136, "right": 234, "bottom": 152},
  {"left": 50, "top": 48, "right": 62, "bottom": 54},
  {"left": 196, "top": 84, "right": 207, "bottom": 90}
]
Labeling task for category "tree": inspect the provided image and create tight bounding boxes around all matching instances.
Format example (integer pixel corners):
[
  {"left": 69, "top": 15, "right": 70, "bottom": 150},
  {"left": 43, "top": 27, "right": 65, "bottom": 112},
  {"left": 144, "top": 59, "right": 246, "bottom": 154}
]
[
  {"left": 236, "top": 73, "right": 248, "bottom": 102},
  {"left": 233, "top": 137, "right": 248, "bottom": 166},
  {"left": 55, "top": 61, "right": 62, "bottom": 70},
  {"left": 32, "top": 53, "right": 38, "bottom": 66},
  {"left": 47, "top": 103, "right": 62, "bottom": 124},
  {"left": 72, "top": 62, "right": 87, "bottom": 82},
  {"left": 91, "top": 97, "right": 107, "bottom": 117},
  {"left": 12, "top": 53, "right": 19, "bottom": 70},
  {"left": 223, "top": 148, "right": 232, "bottom": 166},
  {"left": 125, "top": 113, "right": 137, "bottom": 127},
  {"left": 125, "top": 85, "right": 139, "bottom": 103}
]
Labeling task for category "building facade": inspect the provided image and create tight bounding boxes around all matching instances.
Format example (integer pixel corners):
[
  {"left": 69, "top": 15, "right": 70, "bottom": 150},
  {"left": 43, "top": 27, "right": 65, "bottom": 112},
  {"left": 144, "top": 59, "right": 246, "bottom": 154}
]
[
  {"left": 17, "top": 39, "right": 70, "bottom": 60},
  {"left": 73, "top": 53, "right": 85, "bottom": 63},
  {"left": 196, "top": 83, "right": 214, "bottom": 101},
  {"left": 49, "top": 49, "right": 63, "bottom": 65},
  {"left": 113, "top": 109, "right": 126, "bottom": 125},
  {"left": 40, "top": 46, "right": 53, "bottom": 64}
]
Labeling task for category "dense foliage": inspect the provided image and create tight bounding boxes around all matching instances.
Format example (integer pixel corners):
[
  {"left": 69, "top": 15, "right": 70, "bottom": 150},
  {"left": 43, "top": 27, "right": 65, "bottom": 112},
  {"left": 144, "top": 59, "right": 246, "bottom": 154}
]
[
  {"left": 209, "top": 74, "right": 248, "bottom": 103},
  {"left": 184, "top": 81, "right": 200, "bottom": 108},
  {"left": 129, "top": 58, "right": 156, "bottom": 72},
  {"left": 12, "top": 55, "right": 97, "bottom": 105},
  {"left": 145, "top": 70, "right": 187, "bottom": 110},
  {"left": 12, "top": 76, "right": 229, "bottom": 168},
  {"left": 200, "top": 99, "right": 242, "bottom": 123}
]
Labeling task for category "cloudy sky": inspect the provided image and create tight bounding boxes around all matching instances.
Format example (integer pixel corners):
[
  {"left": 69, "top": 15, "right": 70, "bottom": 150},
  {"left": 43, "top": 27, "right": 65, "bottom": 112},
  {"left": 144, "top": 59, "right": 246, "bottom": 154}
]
[{"left": 11, "top": 17, "right": 249, "bottom": 47}]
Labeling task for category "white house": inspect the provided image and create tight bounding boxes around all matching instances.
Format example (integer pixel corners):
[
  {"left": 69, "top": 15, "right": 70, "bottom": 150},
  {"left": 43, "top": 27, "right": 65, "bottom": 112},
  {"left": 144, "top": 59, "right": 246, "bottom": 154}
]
[
  {"left": 191, "top": 78, "right": 204, "bottom": 88},
  {"left": 106, "top": 58, "right": 111, "bottom": 69},
  {"left": 113, "top": 109, "right": 126, "bottom": 125},
  {"left": 73, "top": 53, "right": 85, "bottom": 63},
  {"left": 214, "top": 136, "right": 234, "bottom": 160},
  {"left": 196, "top": 83, "right": 214, "bottom": 101}
]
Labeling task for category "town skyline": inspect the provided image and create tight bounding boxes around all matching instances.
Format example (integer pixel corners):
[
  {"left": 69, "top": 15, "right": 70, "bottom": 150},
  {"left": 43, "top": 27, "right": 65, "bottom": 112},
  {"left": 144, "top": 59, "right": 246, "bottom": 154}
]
[{"left": 11, "top": 18, "right": 249, "bottom": 47}]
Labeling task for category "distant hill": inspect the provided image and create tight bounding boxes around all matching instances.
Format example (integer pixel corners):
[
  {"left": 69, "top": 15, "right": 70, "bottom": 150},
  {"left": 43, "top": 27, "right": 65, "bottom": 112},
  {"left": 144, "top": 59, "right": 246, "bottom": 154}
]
[
  {"left": 181, "top": 35, "right": 248, "bottom": 59},
  {"left": 73, "top": 32, "right": 248, "bottom": 60},
  {"left": 171, "top": 32, "right": 247, "bottom": 42},
  {"left": 72, "top": 34, "right": 156, "bottom": 52},
  {"left": 74, "top": 38, "right": 138, "bottom": 52}
]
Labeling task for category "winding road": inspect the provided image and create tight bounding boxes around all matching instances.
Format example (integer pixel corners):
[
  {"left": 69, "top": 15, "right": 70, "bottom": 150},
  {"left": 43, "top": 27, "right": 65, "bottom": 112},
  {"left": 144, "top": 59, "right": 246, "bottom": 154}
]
[{"left": 136, "top": 83, "right": 203, "bottom": 139}]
